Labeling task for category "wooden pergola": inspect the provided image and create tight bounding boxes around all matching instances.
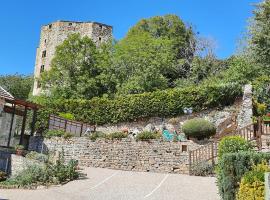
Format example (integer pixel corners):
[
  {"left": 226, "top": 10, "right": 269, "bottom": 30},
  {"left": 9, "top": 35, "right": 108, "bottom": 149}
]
[{"left": 3, "top": 98, "right": 40, "bottom": 147}]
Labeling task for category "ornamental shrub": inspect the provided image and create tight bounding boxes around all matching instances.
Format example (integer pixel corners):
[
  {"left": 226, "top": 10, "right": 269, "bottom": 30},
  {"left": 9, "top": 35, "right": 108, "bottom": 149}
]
[
  {"left": 216, "top": 151, "right": 270, "bottom": 200},
  {"left": 106, "top": 132, "right": 128, "bottom": 140},
  {"left": 237, "top": 162, "right": 270, "bottom": 200},
  {"left": 88, "top": 132, "right": 106, "bottom": 141},
  {"left": 218, "top": 136, "right": 252, "bottom": 160},
  {"left": 0, "top": 158, "right": 79, "bottom": 188},
  {"left": 136, "top": 131, "right": 161, "bottom": 141},
  {"left": 44, "top": 130, "right": 73, "bottom": 139},
  {"left": 182, "top": 118, "right": 216, "bottom": 139},
  {"left": 36, "top": 82, "right": 242, "bottom": 126}
]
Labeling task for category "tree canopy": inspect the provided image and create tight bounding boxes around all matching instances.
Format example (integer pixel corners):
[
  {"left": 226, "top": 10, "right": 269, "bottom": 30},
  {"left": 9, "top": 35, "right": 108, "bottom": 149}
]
[
  {"left": 0, "top": 74, "right": 33, "bottom": 100},
  {"left": 40, "top": 34, "right": 110, "bottom": 99}
]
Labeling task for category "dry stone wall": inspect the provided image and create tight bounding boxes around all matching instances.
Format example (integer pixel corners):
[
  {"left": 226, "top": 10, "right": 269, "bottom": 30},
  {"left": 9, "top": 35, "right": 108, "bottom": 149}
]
[
  {"left": 237, "top": 84, "right": 253, "bottom": 128},
  {"left": 28, "top": 137, "right": 202, "bottom": 174}
]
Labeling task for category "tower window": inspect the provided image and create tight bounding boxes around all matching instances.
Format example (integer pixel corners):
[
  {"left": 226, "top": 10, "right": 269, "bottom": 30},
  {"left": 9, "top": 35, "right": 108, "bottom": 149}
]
[
  {"left": 99, "top": 37, "right": 102, "bottom": 41},
  {"left": 99, "top": 25, "right": 103, "bottom": 29},
  {"left": 42, "top": 50, "right": 46, "bottom": 58},
  {"left": 40, "top": 65, "right": 45, "bottom": 73},
  {"left": 48, "top": 24, "right": 52, "bottom": 29},
  {"left": 44, "top": 39, "right": 47, "bottom": 44}
]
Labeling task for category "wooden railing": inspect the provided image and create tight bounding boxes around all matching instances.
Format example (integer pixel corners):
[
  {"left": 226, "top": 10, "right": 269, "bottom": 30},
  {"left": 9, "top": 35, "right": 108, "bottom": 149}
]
[
  {"left": 189, "top": 122, "right": 259, "bottom": 175},
  {"left": 48, "top": 115, "right": 96, "bottom": 137},
  {"left": 216, "top": 115, "right": 237, "bottom": 139},
  {"left": 189, "top": 141, "right": 218, "bottom": 175}
]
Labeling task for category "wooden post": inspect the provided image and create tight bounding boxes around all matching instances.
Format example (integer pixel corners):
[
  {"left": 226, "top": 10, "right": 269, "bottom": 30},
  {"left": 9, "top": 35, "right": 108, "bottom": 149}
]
[
  {"left": 30, "top": 109, "right": 37, "bottom": 136},
  {"left": 189, "top": 151, "right": 192, "bottom": 175},
  {"left": 7, "top": 103, "right": 16, "bottom": 147},
  {"left": 257, "top": 117, "right": 262, "bottom": 150},
  {"left": 19, "top": 106, "right": 28, "bottom": 145},
  {"left": 64, "top": 120, "right": 67, "bottom": 132},
  {"left": 80, "top": 123, "right": 83, "bottom": 137},
  {"left": 211, "top": 142, "right": 215, "bottom": 167}
]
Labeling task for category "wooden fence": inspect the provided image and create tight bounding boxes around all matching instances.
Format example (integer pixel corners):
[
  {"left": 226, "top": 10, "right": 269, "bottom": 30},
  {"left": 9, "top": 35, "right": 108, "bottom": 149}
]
[
  {"left": 189, "top": 121, "right": 260, "bottom": 175},
  {"left": 48, "top": 115, "right": 96, "bottom": 137}
]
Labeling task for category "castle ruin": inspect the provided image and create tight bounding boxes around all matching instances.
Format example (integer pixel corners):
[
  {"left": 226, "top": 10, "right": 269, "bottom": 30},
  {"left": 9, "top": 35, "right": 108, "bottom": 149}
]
[{"left": 33, "top": 20, "right": 112, "bottom": 96}]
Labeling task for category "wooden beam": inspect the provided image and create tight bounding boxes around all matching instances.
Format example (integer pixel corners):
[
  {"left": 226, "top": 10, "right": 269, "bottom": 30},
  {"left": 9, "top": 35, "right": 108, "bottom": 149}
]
[
  {"left": 30, "top": 110, "right": 37, "bottom": 136},
  {"left": 19, "top": 106, "right": 28, "bottom": 145},
  {"left": 4, "top": 105, "right": 25, "bottom": 116}
]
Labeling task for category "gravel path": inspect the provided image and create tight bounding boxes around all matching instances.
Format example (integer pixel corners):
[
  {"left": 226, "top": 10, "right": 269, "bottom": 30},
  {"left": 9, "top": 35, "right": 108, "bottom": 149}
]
[{"left": 0, "top": 167, "right": 219, "bottom": 200}]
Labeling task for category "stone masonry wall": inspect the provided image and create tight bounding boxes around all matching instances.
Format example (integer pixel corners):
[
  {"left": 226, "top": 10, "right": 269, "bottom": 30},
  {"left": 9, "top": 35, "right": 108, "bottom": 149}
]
[
  {"left": 29, "top": 137, "right": 202, "bottom": 174},
  {"left": 237, "top": 84, "right": 253, "bottom": 128}
]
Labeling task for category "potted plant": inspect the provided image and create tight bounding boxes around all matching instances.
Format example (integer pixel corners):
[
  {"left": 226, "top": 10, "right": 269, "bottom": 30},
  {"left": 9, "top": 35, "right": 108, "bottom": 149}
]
[{"left": 15, "top": 145, "right": 25, "bottom": 156}]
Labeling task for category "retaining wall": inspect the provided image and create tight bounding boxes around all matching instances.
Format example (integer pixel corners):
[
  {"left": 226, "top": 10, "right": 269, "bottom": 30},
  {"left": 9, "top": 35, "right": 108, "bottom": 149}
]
[{"left": 28, "top": 137, "right": 203, "bottom": 174}]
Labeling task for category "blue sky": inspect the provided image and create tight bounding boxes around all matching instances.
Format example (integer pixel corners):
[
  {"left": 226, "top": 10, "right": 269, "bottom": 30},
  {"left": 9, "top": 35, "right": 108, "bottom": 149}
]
[{"left": 0, "top": 0, "right": 260, "bottom": 75}]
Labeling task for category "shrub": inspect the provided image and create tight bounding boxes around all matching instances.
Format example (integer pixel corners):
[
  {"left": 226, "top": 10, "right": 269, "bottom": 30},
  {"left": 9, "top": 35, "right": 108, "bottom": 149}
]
[
  {"left": 37, "top": 82, "right": 242, "bottom": 126},
  {"left": 237, "top": 162, "right": 270, "bottom": 200},
  {"left": 192, "top": 161, "right": 215, "bottom": 177},
  {"left": 88, "top": 132, "right": 106, "bottom": 141},
  {"left": 58, "top": 112, "right": 75, "bottom": 120},
  {"left": 44, "top": 130, "right": 73, "bottom": 139},
  {"left": 182, "top": 118, "right": 216, "bottom": 139},
  {"left": 0, "top": 158, "right": 79, "bottom": 188},
  {"left": 218, "top": 136, "right": 252, "bottom": 160},
  {"left": 106, "top": 132, "right": 128, "bottom": 140},
  {"left": 26, "top": 151, "right": 48, "bottom": 163},
  {"left": 216, "top": 151, "right": 270, "bottom": 200},
  {"left": 136, "top": 131, "right": 161, "bottom": 141},
  {"left": 253, "top": 75, "right": 270, "bottom": 110}
]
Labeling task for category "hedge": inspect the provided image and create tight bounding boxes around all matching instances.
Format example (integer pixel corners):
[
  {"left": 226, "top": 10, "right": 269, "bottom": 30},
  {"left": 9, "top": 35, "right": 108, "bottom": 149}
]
[
  {"left": 216, "top": 151, "right": 270, "bottom": 200},
  {"left": 218, "top": 136, "right": 252, "bottom": 160},
  {"left": 237, "top": 162, "right": 270, "bottom": 200},
  {"left": 37, "top": 82, "right": 242, "bottom": 126}
]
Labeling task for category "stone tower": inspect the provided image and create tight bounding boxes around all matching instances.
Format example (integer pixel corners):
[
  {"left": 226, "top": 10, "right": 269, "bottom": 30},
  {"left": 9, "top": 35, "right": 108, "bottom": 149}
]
[{"left": 33, "top": 20, "right": 113, "bottom": 96}]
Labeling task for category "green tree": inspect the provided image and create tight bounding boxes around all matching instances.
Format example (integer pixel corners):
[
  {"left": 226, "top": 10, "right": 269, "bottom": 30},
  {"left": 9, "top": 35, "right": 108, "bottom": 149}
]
[
  {"left": 250, "top": 0, "right": 270, "bottom": 71},
  {"left": 0, "top": 74, "right": 33, "bottom": 100},
  {"left": 40, "top": 34, "right": 109, "bottom": 99},
  {"left": 112, "top": 14, "right": 195, "bottom": 94}
]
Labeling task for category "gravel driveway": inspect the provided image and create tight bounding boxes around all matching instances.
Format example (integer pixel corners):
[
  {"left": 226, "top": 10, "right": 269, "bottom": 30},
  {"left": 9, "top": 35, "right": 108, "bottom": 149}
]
[{"left": 0, "top": 167, "right": 219, "bottom": 200}]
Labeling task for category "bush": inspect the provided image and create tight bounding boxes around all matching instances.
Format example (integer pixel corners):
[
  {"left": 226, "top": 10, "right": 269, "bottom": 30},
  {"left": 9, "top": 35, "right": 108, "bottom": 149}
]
[
  {"left": 253, "top": 75, "right": 270, "bottom": 110},
  {"left": 26, "top": 151, "right": 48, "bottom": 163},
  {"left": 58, "top": 112, "right": 75, "bottom": 120},
  {"left": 0, "top": 158, "right": 79, "bottom": 188},
  {"left": 136, "top": 131, "right": 161, "bottom": 141},
  {"left": 44, "top": 130, "right": 73, "bottom": 139},
  {"left": 237, "top": 162, "right": 270, "bottom": 200},
  {"left": 216, "top": 151, "right": 270, "bottom": 200},
  {"left": 192, "top": 161, "right": 215, "bottom": 177},
  {"left": 88, "top": 132, "right": 106, "bottom": 141},
  {"left": 106, "top": 132, "right": 128, "bottom": 140},
  {"left": 182, "top": 118, "right": 216, "bottom": 139},
  {"left": 218, "top": 136, "right": 252, "bottom": 160},
  {"left": 37, "top": 82, "right": 242, "bottom": 126}
]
